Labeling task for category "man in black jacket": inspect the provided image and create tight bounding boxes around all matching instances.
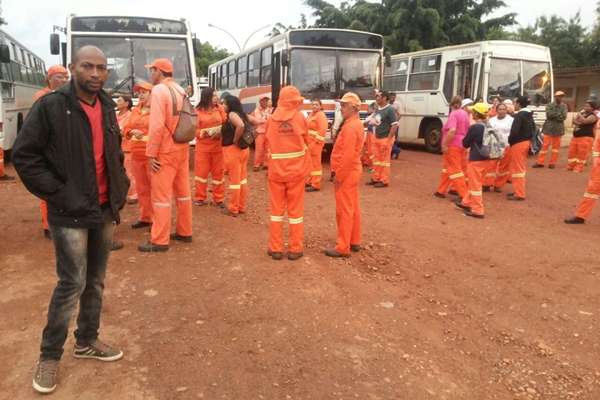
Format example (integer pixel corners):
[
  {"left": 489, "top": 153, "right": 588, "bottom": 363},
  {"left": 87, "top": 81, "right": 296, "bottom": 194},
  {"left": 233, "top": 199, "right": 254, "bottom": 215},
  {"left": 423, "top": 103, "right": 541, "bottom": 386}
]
[{"left": 12, "top": 46, "right": 129, "bottom": 394}]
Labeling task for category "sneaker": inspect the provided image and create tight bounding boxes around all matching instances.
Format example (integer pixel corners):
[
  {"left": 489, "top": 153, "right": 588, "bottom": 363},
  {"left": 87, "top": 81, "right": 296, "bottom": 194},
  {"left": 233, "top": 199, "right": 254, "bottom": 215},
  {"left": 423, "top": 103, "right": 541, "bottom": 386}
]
[
  {"left": 548, "top": 165, "right": 556, "bottom": 169},
  {"left": 221, "top": 208, "right": 238, "bottom": 217},
  {"left": 267, "top": 250, "right": 283, "bottom": 260},
  {"left": 373, "top": 182, "right": 389, "bottom": 188},
  {"left": 482, "top": 186, "right": 491, "bottom": 192},
  {"left": 131, "top": 221, "right": 152, "bottom": 229},
  {"left": 454, "top": 200, "right": 471, "bottom": 212},
  {"left": 366, "top": 180, "right": 378, "bottom": 186},
  {"left": 305, "top": 186, "right": 319, "bottom": 192},
  {"left": 564, "top": 216, "right": 585, "bottom": 224},
  {"left": 464, "top": 210, "right": 485, "bottom": 219},
  {"left": 448, "top": 190, "right": 459, "bottom": 196},
  {"left": 73, "top": 339, "right": 123, "bottom": 362},
  {"left": 170, "top": 233, "right": 193, "bottom": 243},
  {"left": 507, "top": 194, "right": 525, "bottom": 201},
  {"left": 350, "top": 244, "right": 361, "bottom": 253},
  {"left": 193, "top": 200, "right": 207, "bottom": 206},
  {"left": 532, "top": 163, "right": 544, "bottom": 168},
  {"left": 324, "top": 248, "right": 350, "bottom": 258},
  {"left": 138, "top": 242, "right": 169, "bottom": 253},
  {"left": 288, "top": 252, "right": 303, "bottom": 261},
  {"left": 32, "top": 359, "right": 59, "bottom": 394},
  {"left": 433, "top": 192, "right": 446, "bottom": 199},
  {"left": 0, "top": 174, "right": 15, "bottom": 181}
]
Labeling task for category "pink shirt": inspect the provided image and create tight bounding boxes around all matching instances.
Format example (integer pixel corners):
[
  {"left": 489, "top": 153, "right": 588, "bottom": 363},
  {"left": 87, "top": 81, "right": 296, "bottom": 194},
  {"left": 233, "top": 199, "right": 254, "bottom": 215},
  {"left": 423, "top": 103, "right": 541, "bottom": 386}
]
[{"left": 442, "top": 109, "right": 470, "bottom": 148}]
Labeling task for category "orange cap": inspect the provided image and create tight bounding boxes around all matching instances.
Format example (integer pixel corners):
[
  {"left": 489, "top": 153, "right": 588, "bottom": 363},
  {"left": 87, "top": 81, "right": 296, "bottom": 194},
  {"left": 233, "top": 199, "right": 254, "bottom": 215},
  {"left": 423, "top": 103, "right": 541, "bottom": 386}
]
[
  {"left": 47, "top": 65, "right": 68, "bottom": 77},
  {"left": 145, "top": 58, "right": 173, "bottom": 74},
  {"left": 272, "top": 86, "right": 304, "bottom": 121},
  {"left": 340, "top": 92, "right": 361, "bottom": 107},
  {"left": 133, "top": 80, "right": 153, "bottom": 93}
]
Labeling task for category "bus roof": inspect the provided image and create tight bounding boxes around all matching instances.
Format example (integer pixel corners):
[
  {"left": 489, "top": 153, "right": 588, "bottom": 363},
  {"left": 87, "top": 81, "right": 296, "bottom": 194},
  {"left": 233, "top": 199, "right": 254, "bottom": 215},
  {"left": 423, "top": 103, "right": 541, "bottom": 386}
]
[
  {"left": 391, "top": 40, "right": 550, "bottom": 59},
  {"left": 209, "top": 28, "right": 384, "bottom": 69}
]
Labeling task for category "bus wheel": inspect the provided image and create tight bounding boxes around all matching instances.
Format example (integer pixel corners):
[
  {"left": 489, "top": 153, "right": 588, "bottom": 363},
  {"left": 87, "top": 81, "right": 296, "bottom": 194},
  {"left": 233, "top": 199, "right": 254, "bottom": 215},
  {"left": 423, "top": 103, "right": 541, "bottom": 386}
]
[{"left": 424, "top": 120, "right": 442, "bottom": 153}]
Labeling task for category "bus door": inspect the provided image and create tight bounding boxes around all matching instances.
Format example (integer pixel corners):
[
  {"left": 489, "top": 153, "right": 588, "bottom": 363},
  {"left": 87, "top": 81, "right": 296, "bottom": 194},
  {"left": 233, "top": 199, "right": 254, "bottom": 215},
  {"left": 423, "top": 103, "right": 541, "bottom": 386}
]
[
  {"left": 272, "top": 52, "right": 281, "bottom": 107},
  {"left": 443, "top": 58, "right": 474, "bottom": 103}
]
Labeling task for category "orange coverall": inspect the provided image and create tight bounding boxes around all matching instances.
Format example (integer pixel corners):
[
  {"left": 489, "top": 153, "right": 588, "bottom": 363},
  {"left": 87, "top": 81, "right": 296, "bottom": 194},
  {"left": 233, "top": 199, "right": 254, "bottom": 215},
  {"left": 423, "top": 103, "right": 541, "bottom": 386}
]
[
  {"left": 306, "top": 110, "right": 328, "bottom": 190},
  {"left": 33, "top": 87, "right": 52, "bottom": 231},
  {"left": 575, "top": 127, "right": 600, "bottom": 219},
  {"left": 462, "top": 160, "right": 497, "bottom": 216},
  {"left": 118, "top": 109, "right": 137, "bottom": 201},
  {"left": 123, "top": 106, "right": 152, "bottom": 224},
  {"left": 536, "top": 135, "right": 562, "bottom": 167},
  {"left": 252, "top": 105, "right": 271, "bottom": 169},
  {"left": 266, "top": 87, "right": 311, "bottom": 254},
  {"left": 194, "top": 107, "right": 225, "bottom": 204},
  {"left": 436, "top": 147, "right": 468, "bottom": 197},
  {"left": 508, "top": 141, "right": 530, "bottom": 198},
  {"left": 331, "top": 114, "right": 365, "bottom": 254},
  {"left": 146, "top": 78, "right": 193, "bottom": 245},
  {"left": 567, "top": 137, "right": 594, "bottom": 172}
]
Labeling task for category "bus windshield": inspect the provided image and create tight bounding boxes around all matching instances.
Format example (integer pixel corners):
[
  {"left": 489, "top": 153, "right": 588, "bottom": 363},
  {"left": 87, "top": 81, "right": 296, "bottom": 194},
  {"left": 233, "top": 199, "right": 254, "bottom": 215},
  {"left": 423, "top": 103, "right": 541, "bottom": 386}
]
[
  {"left": 523, "top": 61, "right": 551, "bottom": 105},
  {"left": 290, "top": 49, "right": 380, "bottom": 100},
  {"left": 488, "top": 58, "right": 521, "bottom": 101},
  {"left": 72, "top": 36, "right": 192, "bottom": 95}
]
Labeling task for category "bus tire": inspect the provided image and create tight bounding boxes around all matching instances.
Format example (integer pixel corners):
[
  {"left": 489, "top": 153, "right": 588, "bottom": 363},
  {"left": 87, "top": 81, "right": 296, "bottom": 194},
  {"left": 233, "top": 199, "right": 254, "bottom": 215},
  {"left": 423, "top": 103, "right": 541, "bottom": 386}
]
[{"left": 424, "top": 120, "right": 442, "bottom": 154}]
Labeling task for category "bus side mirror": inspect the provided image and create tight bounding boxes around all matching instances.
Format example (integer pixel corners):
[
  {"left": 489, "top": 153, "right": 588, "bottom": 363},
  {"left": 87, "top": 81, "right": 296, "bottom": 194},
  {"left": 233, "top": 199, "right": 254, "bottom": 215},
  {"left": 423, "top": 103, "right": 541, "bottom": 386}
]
[
  {"left": 281, "top": 50, "right": 289, "bottom": 67},
  {"left": 385, "top": 52, "right": 392, "bottom": 68},
  {"left": 193, "top": 38, "right": 201, "bottom": 57},
  {"left": 0, "top": 44, "right": 10, "bottom": 63},
  {"left": 50, "top": 34, "right": 60, "bottom": 55}
]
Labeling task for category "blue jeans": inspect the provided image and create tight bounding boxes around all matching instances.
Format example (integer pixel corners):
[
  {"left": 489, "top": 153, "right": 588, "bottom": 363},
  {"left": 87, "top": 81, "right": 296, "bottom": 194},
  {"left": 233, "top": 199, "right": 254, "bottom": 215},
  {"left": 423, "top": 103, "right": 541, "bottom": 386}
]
[{"left": 40, "top": 207, "right": 115, "bottom": 361}]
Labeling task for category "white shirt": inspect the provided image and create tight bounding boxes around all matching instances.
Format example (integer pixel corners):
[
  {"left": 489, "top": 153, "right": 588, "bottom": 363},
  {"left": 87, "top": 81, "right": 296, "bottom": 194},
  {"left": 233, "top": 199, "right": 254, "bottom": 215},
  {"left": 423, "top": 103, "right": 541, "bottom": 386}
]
[{"left": 489, "top": 115, "right": 514, "bottom": 145}]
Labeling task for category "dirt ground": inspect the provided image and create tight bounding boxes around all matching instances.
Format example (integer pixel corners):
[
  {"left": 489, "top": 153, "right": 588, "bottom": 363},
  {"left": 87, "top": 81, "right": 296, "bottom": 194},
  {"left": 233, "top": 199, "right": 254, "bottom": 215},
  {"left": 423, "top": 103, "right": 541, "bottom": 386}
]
[{"left": 1, "top": 147, "right": 600, "bottom": 400}]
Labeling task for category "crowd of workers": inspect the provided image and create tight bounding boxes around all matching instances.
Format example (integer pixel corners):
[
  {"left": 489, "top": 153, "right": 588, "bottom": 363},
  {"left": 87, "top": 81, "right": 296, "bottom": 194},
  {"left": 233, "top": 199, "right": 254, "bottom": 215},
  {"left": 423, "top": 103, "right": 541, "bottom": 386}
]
[{"left": 2, "top": 44, "right": 600, "bottom": 394}]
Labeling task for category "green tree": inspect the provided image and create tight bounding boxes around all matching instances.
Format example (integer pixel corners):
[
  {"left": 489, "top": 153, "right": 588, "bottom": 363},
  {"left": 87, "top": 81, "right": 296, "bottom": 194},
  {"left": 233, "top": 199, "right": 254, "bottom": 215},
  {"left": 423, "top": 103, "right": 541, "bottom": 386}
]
[{"left": 195, "top": 42, "right": 230, "bottom": 77}]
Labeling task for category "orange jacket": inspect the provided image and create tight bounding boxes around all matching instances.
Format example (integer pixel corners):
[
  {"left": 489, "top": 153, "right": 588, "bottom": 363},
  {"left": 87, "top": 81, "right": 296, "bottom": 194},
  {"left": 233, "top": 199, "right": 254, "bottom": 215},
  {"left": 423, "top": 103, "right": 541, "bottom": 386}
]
[
  {"left": 33, "top": 87, "right": 51, "bottom": 101},
  {"left": 331, "top": 114, "right": 365, "bottom": 181},
  {"left": 195, "top": 107, "right": 225, "bottom": 153},
  {"left": 123, "top": 106, "right": 150, "bottom": 154},
  {"left": 265, "top": 111, "right": 310, "bottom": 182},
  {"left": 117, "top": 109, "right": 132, "bottom": 152},
  {"left": 146, "top": 78, "right": 186, "bottom": 158},
  {"left": 306, "top": 110, "right": 328, "bottom": 146},
  {"left": 252, "top": 106, "right": 272, "bottom": 135}
]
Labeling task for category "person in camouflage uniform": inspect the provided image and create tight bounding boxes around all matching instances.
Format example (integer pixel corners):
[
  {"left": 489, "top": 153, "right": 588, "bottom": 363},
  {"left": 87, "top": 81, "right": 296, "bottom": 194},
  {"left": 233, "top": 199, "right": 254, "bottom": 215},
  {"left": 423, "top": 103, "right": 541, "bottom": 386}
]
[{"left": 533, "top": 91, "right": 568, "bottom": 169}]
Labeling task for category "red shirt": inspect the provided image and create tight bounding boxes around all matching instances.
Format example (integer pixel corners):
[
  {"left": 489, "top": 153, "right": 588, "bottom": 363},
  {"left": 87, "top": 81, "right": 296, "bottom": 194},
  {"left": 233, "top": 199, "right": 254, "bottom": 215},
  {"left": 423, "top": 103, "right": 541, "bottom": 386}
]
[{"left": 80, "top": 99, "right": 108, "bottom": 205}]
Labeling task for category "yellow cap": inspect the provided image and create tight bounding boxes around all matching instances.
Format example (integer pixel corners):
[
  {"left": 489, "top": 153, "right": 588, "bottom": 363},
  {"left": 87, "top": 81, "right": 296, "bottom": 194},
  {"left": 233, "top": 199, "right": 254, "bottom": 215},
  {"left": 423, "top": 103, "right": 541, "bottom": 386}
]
[{"left": 469, "top": 102, "right": 491, "bottom": 115}]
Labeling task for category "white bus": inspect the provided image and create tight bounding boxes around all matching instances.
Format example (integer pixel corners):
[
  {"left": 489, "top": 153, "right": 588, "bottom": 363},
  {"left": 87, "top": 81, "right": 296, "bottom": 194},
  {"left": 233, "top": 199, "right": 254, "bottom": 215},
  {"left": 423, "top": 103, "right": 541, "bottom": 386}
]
[
  {"left": 209, "top": 29, "right": 384, "bottom": 144},
  {"left": 50, "top": 15, "right": 201, "bottom": 103},
  {"left": 384, "top": 41, "right": 553, "bottom": 152},
  {"left": 0, "top": 30, "right": 46, "bottom": 159}
]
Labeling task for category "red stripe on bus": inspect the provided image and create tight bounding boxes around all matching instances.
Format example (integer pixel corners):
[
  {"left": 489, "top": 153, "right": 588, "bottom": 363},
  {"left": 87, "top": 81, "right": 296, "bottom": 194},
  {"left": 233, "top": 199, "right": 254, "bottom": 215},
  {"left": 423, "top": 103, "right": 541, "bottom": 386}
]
[{"left": 239, "top": 86, "right": 272, "bottom": 100}]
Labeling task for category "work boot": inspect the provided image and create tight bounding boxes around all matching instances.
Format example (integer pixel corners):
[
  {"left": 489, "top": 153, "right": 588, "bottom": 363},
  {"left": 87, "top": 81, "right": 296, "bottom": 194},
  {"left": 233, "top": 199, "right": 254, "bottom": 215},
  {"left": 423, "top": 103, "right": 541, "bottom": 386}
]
[
  {"left": 73, "top": 339, "right": 123, "bottom": 362},
  {"left": 532, "top": 163, "right": 544, "bottom": 168},
  {"left": 433, "top": 192, "right": 446, "bottom": 199},
  {"left": 138, "top": 242, "right": 169, "bottom": 253},
  {"left": 324, "top": 248, "right": 350, "bottom": 258},
  {"left": 131, "top": 221, "right": 152, "bottom": 229},
  {"left": 507, "top": 194, "right": 525, "bottom": 201},
  {"left": 170, "top": 233, "right": 193, "bottom": 243},
  {"left": 464, "top": 210, "right": 485, "bottom": 219},
  {"left": 482, "top": 186, "right": 491, "bottom": 192},
  {"left": 288, "top": 252, "right": 303, "bottom": 261},
  {"left": 43, "top": 229, "right": 52, "bottom": 240},
  {"left": 110, "top": 240, "right": 124, "bottom": 251},
  {"left": 222, "top": 208, "right": 238, "bottom": 217},
  {"left": 448, "top": 190, "right": 459, "bottom": 196},
  {"left": 350, "top": 244, "right": 361, "bottom": 253},
  {"left": 32, "top": 359, "right": 59, "bottom": 394},
  {"left": 267, "top": 250, "right": 283, "bottom": 260},
  {"left": 564, "top": 216, "right": 585, "bottom": 224},
  {"left": 366, "top": 180, "right": 378, "bottom": 186},
  {"left": 454, "top": 200, "right": 471, "bottom": 212},
  {"left": 193, "top": 200, "right": 207, "bottom": 206},
  {"left": 0, "top": 174, "right": 15, "bottom": 181},
  {"left": 548, "top": 165, "right": 556, "bottom": 169},
  {"left": 373, "top": 182, "right": 388, "bottom": 188},
  {"left": 305, "top": 186, "right": 319, "bottom": 192}
]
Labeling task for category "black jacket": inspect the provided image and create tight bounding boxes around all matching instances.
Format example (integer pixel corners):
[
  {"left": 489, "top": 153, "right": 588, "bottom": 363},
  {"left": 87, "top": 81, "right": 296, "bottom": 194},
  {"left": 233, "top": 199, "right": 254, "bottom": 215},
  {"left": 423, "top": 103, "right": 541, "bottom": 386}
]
[
  {"left": 462, "top": 123, "right": 488, "bottom": 161},
  {"left": 12, "top": 81, "right": 129, "bottom": 228},
  {"left": 509, "top": 109, "right": 536, "bottom": 146}
]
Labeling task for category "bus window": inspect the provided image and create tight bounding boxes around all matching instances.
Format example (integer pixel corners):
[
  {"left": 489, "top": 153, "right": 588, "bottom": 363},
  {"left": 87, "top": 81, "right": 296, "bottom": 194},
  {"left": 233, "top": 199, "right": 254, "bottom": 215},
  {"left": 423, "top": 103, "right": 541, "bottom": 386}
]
[
  {"left": 289, "top": 49, "right": 336, "bottom": 99},
  {"left": 220, "top": 64, "right": 227, "bottom": 90},
  {"left": 523, "top": 61, "right": 551, "bottom": 105},
  {"left": 442, "top": 62, "right": 454, "bottom": 101},
  {"left": 408, "top": 54, "right": 441, "bottom": 91},
  {"left": 384, "top": 58, "right": 408, "bottom": 92},
  {"left": 237, "top": 55, "right": 247, "bottom": 88},
  {"left": 488, "top": 58, "right": 521, "bottom": 102},
  {"left": 338, "top": 51, "right": 379, "bottom": 100},
  {"left": 248, "top": 51, "right": 259, "bottom": 87},
  {"left": 260, "top": 47, "right": 272, "bottom": 85},
  {"left": 443, "top": 59, "right": 473, "bottom": 102},
  {"left": 227, "top": 60, "right": 236, "bottom": 89}
]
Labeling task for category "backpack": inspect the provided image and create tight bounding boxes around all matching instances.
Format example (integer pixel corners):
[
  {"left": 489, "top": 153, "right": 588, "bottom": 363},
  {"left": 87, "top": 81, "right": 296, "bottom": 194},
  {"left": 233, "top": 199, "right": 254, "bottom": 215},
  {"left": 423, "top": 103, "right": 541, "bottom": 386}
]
[
  {"left": 240, "top": 119, "right": 255, "bottom": 147},
  {"left": 530, "top": 127, "right": 543, "bottom": 155},
  {"left": 166, "top": 84, "right": 197, "bottom": 143},
  {"left": 479, "top": 123, "right": 505, "bottom": 159}
]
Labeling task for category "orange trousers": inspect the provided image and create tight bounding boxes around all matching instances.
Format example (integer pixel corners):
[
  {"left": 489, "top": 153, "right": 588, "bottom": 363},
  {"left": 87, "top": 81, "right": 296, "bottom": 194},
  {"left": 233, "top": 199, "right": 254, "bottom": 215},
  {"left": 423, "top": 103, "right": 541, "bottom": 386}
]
[
  {"left": 500, "top": 141, "right": 530, "bottom": 198},
  {"left": 334, "top": 172, "right": 361, "bottom": 254},
  {"left": 307, "top": 141, "right": 324, "bottom": 189},
  {"left": 373, "top": 136, "right": 393, "bottom": 184},
  {"left": 493, "top": 147, "right": 512, "bottom": 188},
  {"left": 361, "top": 133, "right": 374, "bottom": 167},
  {"left": 575, "top": 161, "right": 600, "bottom": 219},
  {"left": 40, "top": 201, "right": 49, "bottom": 230},
  {"left": 254, "top": 134, "right": 267, "bottom": 168},
  {"left": 537, "top": 135, "right": 562, "bottom": 166},
  {"left": 462, "top": 160, "right": 497, "bottom": 216},
  {"left": 223, "top": 145, "right": 249, "bottom": 214},
  {"left": 0, "top": 147, "right": 4, "bottom": 176},
  {"left": 436, "top": 146, "right": 467, "bottom": 197},
  {"left": 268, "top": 177, "right": 305, "bottom": 254},
  {"left": 124, "top": 151, "right": 137, "bottom": 200},
  {"left": 194, "top": 147, "right": 225, "bottom": 203},
  {"left": 567, "top": 137, "right": 593, "bottom": 172},
  {"left": 149, "top": 148, "right": 192, "bottom": 245},
  {"left": 131, "top": 151, "right": 153, "bottom": 224}
]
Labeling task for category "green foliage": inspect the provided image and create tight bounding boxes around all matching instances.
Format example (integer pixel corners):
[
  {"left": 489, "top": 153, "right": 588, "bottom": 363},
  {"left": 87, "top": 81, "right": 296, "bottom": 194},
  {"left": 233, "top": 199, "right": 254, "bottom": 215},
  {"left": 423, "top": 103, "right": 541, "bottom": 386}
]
[{"left": 195, "top": 42, "right": 231, "bottom": 77}]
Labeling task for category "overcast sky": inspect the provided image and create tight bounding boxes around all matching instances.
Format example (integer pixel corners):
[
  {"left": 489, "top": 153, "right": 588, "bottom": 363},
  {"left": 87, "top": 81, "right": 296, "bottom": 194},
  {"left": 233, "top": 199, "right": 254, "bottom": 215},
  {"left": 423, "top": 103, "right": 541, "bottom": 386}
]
[{"left": 1, "top": 0, "right": 596, "bottom": 67}]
